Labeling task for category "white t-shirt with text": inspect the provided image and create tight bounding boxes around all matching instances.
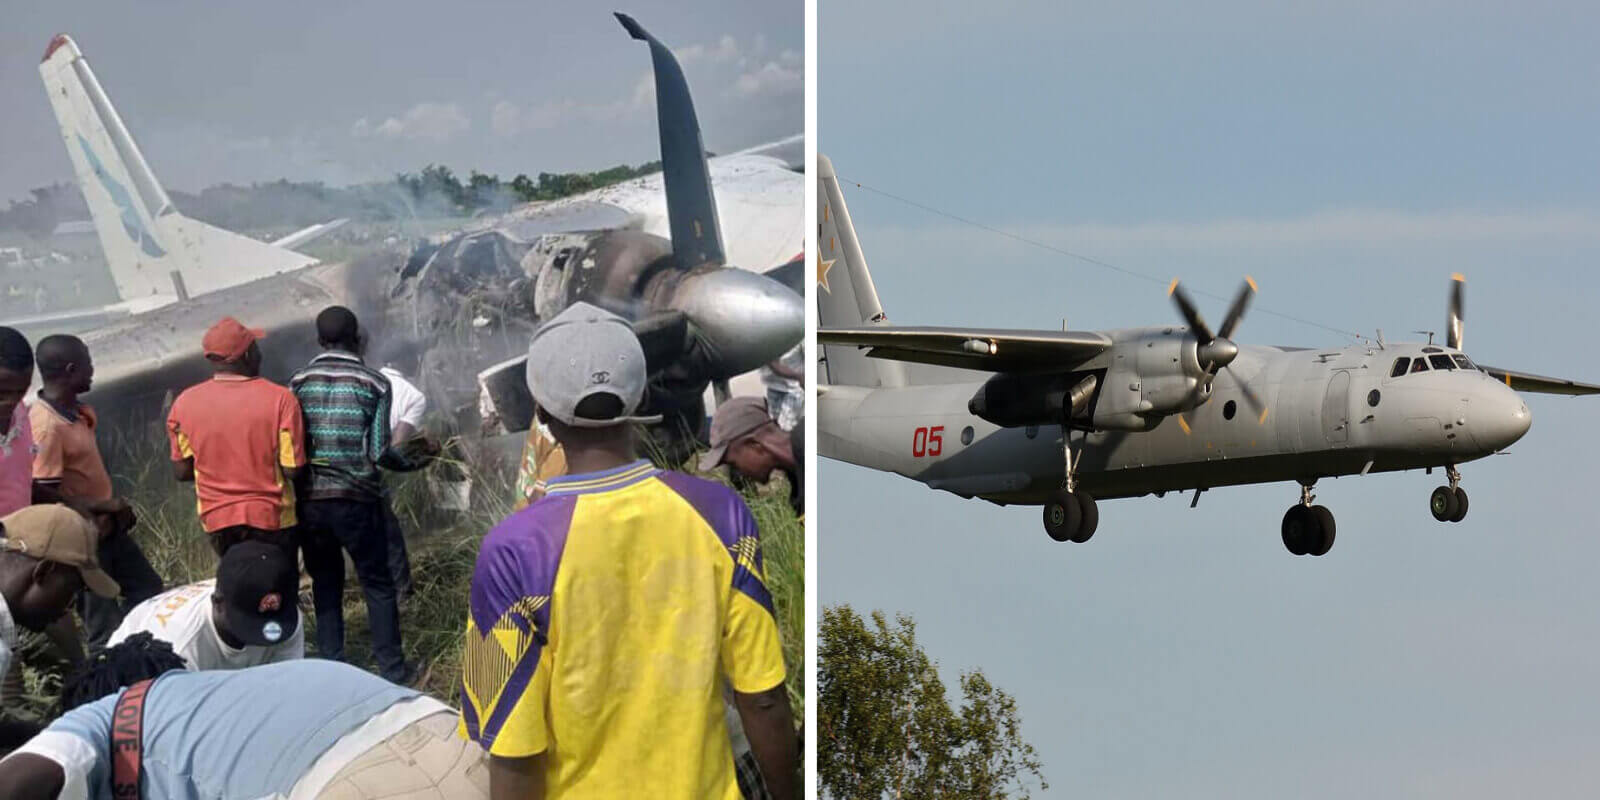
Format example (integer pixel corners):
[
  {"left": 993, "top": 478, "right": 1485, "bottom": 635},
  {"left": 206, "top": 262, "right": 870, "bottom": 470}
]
[{"left": 107, "top": 579, "right": 304, "bottom": 670}]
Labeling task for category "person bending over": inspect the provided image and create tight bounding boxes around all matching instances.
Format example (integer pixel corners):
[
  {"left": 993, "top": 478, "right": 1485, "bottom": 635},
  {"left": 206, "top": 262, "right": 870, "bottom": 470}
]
[{"left": 0, "top": 634, "right": 490, "bottom": 799}]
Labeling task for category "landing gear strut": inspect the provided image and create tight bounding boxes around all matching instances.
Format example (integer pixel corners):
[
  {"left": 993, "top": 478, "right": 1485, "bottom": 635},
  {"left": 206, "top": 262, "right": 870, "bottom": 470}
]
[
  {"left": 1282, "top": 482, "right": 1335, "bottom": 556},
  {"left": 1429, "top": 465, "right": 1469, "bottom": 523},
  {"left": 1043, "top": 432, "right": 1098, "bottom": 543}
]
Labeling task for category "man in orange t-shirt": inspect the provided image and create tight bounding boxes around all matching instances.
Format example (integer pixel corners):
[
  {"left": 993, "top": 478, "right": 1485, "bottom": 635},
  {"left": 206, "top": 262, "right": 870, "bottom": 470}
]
[
  {"left": 30, "top": 334, "right": 164, "bottom": 647},
  {"left": 166, "top": 318, "right": 306, "bottom": 559}
]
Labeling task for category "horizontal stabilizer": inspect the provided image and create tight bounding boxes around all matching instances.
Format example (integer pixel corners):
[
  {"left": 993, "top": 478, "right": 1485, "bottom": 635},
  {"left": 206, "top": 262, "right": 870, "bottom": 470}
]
[
  {"left": 820, "top": 326, "right": 1112, "bottom": 373},
  {"left": 1477, "top": 365, "right": 1600, "bottom": 396},
  {"left": 271, "top": 218, "right": 349, "bottom": 250}
]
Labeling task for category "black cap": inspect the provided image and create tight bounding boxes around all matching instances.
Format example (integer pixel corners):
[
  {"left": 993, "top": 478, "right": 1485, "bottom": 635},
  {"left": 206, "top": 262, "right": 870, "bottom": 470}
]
[{"left": 216, "top": 542, "right": 299, "bottom": 647}]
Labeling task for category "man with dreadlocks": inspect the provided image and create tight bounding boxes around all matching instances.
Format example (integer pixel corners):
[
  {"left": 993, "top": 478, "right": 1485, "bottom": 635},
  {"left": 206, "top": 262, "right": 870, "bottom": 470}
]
[{"left": 0, "top": 634, "right": 492, "bottom": 799}]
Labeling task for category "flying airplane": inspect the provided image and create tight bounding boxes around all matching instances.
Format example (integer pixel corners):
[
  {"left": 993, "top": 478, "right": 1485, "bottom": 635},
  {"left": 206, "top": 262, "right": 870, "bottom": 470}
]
[
  {"left": 26, "top": 16, "right": 802, "bottom": 455},
  {"left": 816, "top": 154, "right": 1600, "bottom": 556}
]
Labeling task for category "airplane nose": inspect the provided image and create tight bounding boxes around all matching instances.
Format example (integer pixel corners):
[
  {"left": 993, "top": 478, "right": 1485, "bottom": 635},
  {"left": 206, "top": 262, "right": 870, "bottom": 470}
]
[
  {"left": 1474, "top": 385, "right": 1532, "bottom": 451},
  {"left": 671, "top": 266, "right": 804, "bottom": 378}
]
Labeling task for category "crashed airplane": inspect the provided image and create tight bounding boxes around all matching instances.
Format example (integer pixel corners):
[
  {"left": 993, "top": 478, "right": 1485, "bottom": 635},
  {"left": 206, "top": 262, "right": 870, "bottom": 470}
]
[{"left": 30, "top": 13, "right": 803, "bottom": 458}]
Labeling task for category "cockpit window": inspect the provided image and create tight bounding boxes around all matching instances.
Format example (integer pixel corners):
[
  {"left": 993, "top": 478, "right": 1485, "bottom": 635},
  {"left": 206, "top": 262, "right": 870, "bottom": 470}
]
[
  {"left": 1390, "top": 357, "right": 1411, "bottom": 377},
  {"left": 1411, "top": 358, "right": 1430, "bottom": 374},
  {"left": 1429, "top": 354, "right": 1456, "bottom": 371},
  {"left": 1452, "top": 354, "right": 1476, "bottom": 370}
]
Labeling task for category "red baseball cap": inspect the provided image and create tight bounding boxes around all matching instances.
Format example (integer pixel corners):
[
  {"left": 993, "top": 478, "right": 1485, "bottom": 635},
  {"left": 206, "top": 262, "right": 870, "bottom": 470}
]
[{"left": 202, "top": 317, "right": 265, "bottom": 363}]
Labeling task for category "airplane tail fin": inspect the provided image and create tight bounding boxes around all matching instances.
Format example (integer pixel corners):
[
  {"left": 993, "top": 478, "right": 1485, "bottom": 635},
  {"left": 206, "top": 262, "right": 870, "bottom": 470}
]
[
  {"left": 39, "top": 35, "right": 317, "bottom": 303},
  {"left": 817, "top": 154, "right": 902, "bottom": 388}
]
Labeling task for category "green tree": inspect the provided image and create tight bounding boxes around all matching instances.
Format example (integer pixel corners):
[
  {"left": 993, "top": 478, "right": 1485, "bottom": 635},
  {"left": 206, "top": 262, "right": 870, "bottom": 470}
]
[
  {"left": 509, "top": 174, "right": 537, "bottom": 202},
  {"left": 820, "top": 605, "right": 1046, "bottom": 799}
]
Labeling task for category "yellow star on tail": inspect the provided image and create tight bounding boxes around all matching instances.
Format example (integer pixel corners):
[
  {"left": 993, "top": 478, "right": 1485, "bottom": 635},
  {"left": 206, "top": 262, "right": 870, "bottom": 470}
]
[{"left": 818, "top": 253, "right": 837, "bottom": 293}]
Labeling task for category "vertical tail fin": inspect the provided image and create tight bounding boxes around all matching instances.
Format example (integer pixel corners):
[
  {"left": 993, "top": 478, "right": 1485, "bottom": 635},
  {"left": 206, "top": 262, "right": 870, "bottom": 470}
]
[
  {"left": 39, "top": 35, "right": 317, "bottom": 302},
  {"left": 817, "top": 154, "right": 903, "bottom": 387}
]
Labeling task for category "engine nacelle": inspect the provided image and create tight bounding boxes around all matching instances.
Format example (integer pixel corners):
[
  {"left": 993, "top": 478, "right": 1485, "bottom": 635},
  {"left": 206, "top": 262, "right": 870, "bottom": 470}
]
[
  {"left": 1091, "top": 328, "right": 1206, "bottom": 430},
  {"left": 968, "top": 373, "right": 1098, "bottom": 428}
]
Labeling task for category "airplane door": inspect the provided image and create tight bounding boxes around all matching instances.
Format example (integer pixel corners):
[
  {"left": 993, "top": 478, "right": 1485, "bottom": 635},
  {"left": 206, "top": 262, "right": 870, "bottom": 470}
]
[{"left": 1323, "top": 370, "right": 1351, "bottom": 445}]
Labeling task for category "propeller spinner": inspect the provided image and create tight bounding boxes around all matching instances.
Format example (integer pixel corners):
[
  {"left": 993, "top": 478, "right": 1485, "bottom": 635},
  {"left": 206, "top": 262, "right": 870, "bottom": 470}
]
[{"left": 1168, "top": 277, "right": 1268, "bottom": 431}]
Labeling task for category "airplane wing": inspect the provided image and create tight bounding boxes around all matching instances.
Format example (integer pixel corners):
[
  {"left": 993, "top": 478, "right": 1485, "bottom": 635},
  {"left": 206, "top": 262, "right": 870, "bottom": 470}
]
[
  {"left": 820, "top": 326, "right": 1112, "bottom": 373},
  {"left": 1477, "top": 365, "right": 1600, "bottom": 396}
]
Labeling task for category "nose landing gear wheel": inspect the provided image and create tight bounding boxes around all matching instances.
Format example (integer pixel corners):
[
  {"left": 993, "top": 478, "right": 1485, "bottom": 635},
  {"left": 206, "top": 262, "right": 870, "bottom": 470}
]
[
  {"left": 1429, "top": 486, "right": 1460, "bottom": 522},
  {"left": 1044, "top": 491, "right": 1081, "bottom": 542}
]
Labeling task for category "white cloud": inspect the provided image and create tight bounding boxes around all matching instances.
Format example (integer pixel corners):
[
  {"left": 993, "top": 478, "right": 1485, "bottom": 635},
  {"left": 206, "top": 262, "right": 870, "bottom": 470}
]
[
  {"left": 675, "top": 34, "right": 740, "bottom": 66},
  {"left": 486, "top": 33, "right": 802, "bottom": 141},
  {"left": 351, "top": 102, "right": 470, "bottom": 142},
  {"left": 733, "top": 61, "right": 803, "bottom": 98}
]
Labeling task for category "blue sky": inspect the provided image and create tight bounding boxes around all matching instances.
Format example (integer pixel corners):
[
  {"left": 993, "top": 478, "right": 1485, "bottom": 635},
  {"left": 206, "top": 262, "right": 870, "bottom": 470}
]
[
  {"left": 820, "top": 1, "right": 1600, "bottom": 797},
  {"left": 0, "top": 0, "right": 800, "bottom": 201}
]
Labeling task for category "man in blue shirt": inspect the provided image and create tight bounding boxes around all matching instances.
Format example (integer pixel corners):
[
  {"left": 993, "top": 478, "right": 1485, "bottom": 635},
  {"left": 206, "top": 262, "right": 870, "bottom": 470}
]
[{"left": 0, "top": 634, "right": 488, "bottom": 799}]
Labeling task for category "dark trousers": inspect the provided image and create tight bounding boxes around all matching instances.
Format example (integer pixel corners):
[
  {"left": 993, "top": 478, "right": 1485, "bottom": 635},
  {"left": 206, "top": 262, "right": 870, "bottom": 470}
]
[
  {"left": 208, "top": 525, "right": 298, "bottom": 563},
  {"left": 299, "top": 499, "right": 405, "bottom": 681},
  {"left": 381, "top": 498, "right": 413, "bottom": 600},
  {"left": 79, "top": 530, "right": 163, "bottom": 649}
]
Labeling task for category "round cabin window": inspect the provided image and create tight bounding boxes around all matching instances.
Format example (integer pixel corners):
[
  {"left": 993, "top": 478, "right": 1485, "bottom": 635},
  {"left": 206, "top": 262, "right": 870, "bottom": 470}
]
[
  {"left": 960, "top": 426, "right": 974, "bottom": 446},
  {"left": 1223, "top": 400, "right": 1237, "bottom": 420},
  {"left": 1368, "top": 389, "right": 1381, "bottom": 407}
]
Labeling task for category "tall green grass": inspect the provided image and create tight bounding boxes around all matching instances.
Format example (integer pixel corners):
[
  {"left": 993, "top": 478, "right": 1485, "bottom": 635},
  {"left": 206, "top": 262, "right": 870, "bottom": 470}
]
[{"left": 16, "top": 424, "right": 805, "bottom": 721}]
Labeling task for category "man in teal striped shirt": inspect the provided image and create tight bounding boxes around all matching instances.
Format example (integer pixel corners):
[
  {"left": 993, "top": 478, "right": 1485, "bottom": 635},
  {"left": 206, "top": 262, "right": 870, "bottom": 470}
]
[{"left": 290, "top": 305, "right": 418, "bottom": 684}]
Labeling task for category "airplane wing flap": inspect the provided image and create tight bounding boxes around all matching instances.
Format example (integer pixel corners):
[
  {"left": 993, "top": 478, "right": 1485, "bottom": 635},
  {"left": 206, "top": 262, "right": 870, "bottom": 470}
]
[
  {"left": 820, "top": 326, "right": 1111, "bottom": 373},
  {"left": 1477, "top": 365, "right": 1600, "bottom": 396}
]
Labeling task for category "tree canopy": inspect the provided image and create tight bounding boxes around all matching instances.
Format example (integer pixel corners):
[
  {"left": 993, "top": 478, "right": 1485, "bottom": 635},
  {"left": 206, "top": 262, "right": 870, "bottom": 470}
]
[{"left": 820, "top": 605, "right": 1047, "bottom": 800}]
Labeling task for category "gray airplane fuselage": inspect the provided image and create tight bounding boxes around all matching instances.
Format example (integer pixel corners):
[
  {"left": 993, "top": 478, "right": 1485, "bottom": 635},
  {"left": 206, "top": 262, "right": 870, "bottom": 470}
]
[{"left": 820, "top": 331, "right": 1531, "bottom": 504}]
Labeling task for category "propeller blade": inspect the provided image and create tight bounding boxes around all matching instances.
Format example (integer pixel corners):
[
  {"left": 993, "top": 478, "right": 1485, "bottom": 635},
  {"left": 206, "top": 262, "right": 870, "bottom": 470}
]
[
  {"left": 1175, "top": 377, "right": 1212, "bottom": 436},
  {"left": 1168, "top": 279, "right": 1214, "bottom": 344},
  {"left": 1229, "top": 367, "right": 1269, "bottom": 423},
  {"left": 1217, "top": 276, "right": 1257, "bottom": 340},
  {"left": 617, "top": 13, "right": 726, "bottom": 269},
  {"left": 1447, "top": 272, "right": 1464, "bottom": 350}
]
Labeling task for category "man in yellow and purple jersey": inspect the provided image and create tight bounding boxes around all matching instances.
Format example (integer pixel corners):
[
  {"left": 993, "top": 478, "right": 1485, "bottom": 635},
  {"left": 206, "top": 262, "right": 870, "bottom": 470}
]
[{"left": 459, "top": 302, "right": 797, "bottom": 800}]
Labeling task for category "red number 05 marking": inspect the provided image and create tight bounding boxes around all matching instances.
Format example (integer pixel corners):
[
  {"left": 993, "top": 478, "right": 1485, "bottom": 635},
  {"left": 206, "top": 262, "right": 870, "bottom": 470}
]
[{"left": 911, "top": 425, "right": 944, "bottom": 457}]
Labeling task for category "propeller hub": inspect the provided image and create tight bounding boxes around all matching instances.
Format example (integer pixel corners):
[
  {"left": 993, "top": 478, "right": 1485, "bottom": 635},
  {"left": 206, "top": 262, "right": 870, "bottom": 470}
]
[{"left": 1197, "top": 338, "right": 1239, "bottom": 370}]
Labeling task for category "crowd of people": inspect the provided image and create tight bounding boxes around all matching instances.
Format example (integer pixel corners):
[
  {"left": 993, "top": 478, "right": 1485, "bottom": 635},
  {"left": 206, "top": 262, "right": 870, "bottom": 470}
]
[{"left": 0, "top": 300, "right": 802, "bottom": 799}]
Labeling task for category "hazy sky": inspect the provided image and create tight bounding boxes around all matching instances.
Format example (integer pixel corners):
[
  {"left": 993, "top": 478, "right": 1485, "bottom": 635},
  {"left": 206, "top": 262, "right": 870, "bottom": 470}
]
[
  {"left": 0, "top": 0, "right": 801, "bottom": 202},
  {"left": 820, "top": 2, "right": 1600, "bottom": 797}
]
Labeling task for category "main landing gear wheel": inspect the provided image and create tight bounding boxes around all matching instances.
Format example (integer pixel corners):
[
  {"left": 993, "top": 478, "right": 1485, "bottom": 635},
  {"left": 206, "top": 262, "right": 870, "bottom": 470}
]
[
  {"left": 1043, "top": 491, "right": 1098, "bottom": 543},
  {"left": 1043, "top": 491, "right": 1081, "bottom": 543},
  {"left": 1071, "top": 492, "right": 1099, "bottom": 543},
  {"left": 1429, "top": 486, "right": 1469, "bottom": 522},
  {"left": 1282, "top": 485, "right": 1336, "bottom": 556}
]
